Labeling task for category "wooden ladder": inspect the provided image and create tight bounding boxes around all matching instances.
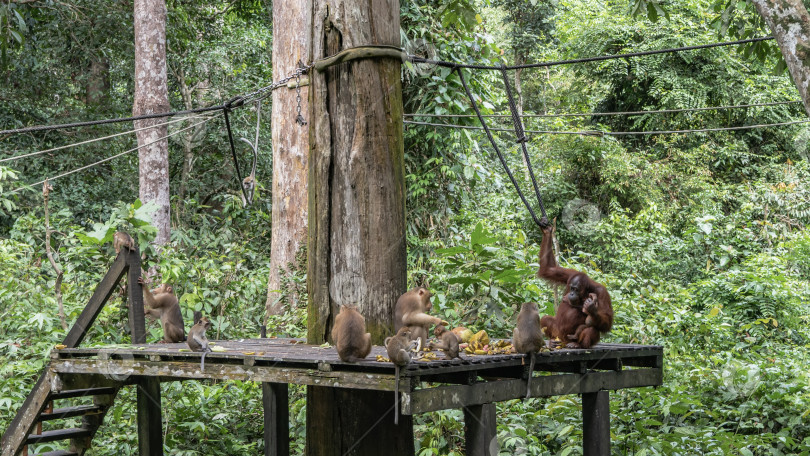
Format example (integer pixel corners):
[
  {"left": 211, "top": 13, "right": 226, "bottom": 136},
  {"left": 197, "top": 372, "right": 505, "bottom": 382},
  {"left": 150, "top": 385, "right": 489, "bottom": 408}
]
[{"left": 1, "top": 249, "right": 145, "bottom": 456}]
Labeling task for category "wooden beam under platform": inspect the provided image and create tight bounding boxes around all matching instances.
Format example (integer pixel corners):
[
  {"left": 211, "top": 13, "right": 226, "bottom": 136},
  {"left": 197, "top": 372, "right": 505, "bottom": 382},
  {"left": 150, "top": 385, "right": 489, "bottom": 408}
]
[{"left": 400, "top": 368, "right": 663, "bottom": 415}]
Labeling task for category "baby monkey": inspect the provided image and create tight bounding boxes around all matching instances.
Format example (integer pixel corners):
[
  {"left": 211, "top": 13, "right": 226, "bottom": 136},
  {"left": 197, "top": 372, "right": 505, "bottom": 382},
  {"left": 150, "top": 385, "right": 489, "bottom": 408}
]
[
  {"left": 430, "top": 325, "right": 461, "bottom": 360},
  {"left": 513, "top": 302, "right": 545, "bottom": 399},
  {"left": 187, "top": 315, "right": 212, "bottom": 371},
  {"left": 385, "top": 327, "right": 416, "bottom": 425},
  {"left": 113, "top": 231, "right": 135, "bottom": 255}
]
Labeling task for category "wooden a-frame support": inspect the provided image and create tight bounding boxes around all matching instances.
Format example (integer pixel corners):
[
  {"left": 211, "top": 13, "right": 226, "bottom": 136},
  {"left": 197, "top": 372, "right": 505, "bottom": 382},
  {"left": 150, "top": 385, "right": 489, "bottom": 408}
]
[{"left": 0, "top": 249, "right": 146, "bottom": 456}]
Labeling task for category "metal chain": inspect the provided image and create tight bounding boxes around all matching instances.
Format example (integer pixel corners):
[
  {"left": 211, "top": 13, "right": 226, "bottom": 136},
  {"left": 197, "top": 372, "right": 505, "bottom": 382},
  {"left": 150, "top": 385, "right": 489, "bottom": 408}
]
[
  {"left": 233, "top": 64, "right": 311, "bottom": 107},
  {"left": 295, "top": 67, "right": 307, "bottom": 126}
]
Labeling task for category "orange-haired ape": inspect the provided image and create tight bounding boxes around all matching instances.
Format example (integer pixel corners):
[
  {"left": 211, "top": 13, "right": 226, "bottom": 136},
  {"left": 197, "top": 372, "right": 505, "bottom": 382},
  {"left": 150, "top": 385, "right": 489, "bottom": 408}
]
[{"left": 537, "top": 224, "right": 613, "bottom": 348}]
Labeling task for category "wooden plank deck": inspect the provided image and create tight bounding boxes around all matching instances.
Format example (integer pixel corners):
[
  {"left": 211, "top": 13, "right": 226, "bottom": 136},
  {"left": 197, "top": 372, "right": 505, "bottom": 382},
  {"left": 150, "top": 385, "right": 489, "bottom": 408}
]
[
  {"left": 50, "top": 339, "right": 663, "bottom": 412},
  {"left": 52, "top": 339, "right": 661, "bottom": 374}
]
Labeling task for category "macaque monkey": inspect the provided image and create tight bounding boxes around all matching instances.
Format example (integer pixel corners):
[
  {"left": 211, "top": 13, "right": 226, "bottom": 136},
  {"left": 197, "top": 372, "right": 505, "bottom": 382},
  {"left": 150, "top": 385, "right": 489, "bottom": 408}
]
[
  {"left": 139, "top": 276, "right": 186, "bottom": 343},
  {"left": 187, "top": 315, "right": 212, "bottom": 371},
  {"left": 513, "top": 302, "right": 545, "bottom": 399},
  {"left": 113, "top": 231, "right": 135, "bottom": 255},
  {"left": 430, "top": 325, "right": 461, "bottom": 360},
  {"left": 331, "top": 305, "right": 372, "bottom": 362},
  {"left": 385, "top": 327, "right": 416, "bottom": 425},
  {"left": 241, "top": 175, "right": 256, "bottom": 206},
  {"left": 238, "top": 100, "right": 260, "bottom": 207},
  {"left": 394, "top": 287, "right": 448, "bottom": 349}
]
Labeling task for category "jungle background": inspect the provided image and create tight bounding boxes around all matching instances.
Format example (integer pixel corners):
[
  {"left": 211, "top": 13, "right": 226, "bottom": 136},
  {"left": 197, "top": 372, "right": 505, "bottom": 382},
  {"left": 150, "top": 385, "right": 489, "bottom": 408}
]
[{"left": 1, "top": 0, "right": 809, "bottom": 454}]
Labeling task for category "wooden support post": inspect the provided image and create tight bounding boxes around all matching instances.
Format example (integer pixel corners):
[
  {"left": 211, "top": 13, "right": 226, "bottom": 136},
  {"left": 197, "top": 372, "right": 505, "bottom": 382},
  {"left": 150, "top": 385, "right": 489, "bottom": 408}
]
[
  {"left": 262, "top": 383, "right": 289, "bottom": 456},
  {"left": 464, "top": 403, "right": 498, "bottom": 456},
  {"left": 306, "top": 386, "right": 413, "bottom": 456},
  {"left": 136, "top": 377, "right": 163, "bottom": 456},
  {"left": 306, "top": 0, "right": 409, "bottom": 452},
  {"left": 126, "top": 249, "right": 146, "bottom": 344},
  {"left": 582, "top": 391, "right": 610, "bottom": 456}
]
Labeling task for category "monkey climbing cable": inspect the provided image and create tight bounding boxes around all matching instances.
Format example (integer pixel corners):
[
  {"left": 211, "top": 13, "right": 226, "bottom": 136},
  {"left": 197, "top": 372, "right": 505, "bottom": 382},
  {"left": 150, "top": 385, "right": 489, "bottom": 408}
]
[{"left": 455, "top": 67, "right": 547, "bottom": 228}]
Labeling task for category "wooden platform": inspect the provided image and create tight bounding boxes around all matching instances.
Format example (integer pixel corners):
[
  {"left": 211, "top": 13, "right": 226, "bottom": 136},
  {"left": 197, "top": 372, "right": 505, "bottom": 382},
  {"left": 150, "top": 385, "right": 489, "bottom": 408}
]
[
  {"left": 3, "top": 250, "right": 665, "bottom": 456},
  {"left": 50, "top": 339, "right": 663, "bottom": 415}
]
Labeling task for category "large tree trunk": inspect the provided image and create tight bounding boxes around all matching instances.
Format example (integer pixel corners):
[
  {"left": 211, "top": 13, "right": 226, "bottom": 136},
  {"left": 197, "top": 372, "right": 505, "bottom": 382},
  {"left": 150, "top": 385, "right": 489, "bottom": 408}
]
[
  {"left": 264, "top": 0, "right": 312, "bottom": 320},
  {"left": 133, "top": 0, "right": 171, "bottom": 246},
  {"left": 752, "top": 0, "right": 810, "bottom": 117},
  {"left": 306, "top": 0, "right": 410, "bottom": 453}
]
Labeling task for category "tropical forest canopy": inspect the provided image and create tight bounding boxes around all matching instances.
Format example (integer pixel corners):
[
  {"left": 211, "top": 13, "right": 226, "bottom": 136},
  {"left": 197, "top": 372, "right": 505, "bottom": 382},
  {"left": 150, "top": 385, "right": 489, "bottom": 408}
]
[{"left": 1, "top": 0, "right": 809, "bottom": 454}]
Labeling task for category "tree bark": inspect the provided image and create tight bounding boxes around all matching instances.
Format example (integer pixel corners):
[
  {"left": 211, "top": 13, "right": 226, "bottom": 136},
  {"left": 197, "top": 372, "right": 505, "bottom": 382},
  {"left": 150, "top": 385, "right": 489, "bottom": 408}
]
[
  {"left": 133, "top": 0, "right": 171, "bottom": 246},
  {"left": 307, "top": 0, "right": 406, "bottom": 349},
  {"left": 86, "top": 57, "right": 110, "bottom": 106},
  {"left": 752, "top": 0, "right": 810, "bottom": 117},
  {"left": 265, "top": 0, "right": 312, "bottom": 320},
  {"left": 307, "top": 0, "right": 410, "bottom": 453}
]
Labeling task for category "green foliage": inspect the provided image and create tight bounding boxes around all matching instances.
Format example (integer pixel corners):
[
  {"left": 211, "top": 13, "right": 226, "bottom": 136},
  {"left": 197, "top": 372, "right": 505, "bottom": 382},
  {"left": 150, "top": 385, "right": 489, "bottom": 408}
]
[
  {"left": 491, "top": 0, "right": 556, "bottom": 61},
  {"left": 401, "top": 3, "right": 810, "bottom": 453},
  {"left": 74, "top": 199, "right": 158, "bottom": 256},
  {"left": 0, "top": 1, "right": 31, "bottom": 70},
  {"left": 2, "top": 0, "right": 810, "bottom": 454},
  {"left": 0, "top": 165, "right": 18, "bottom": 218},
  {"left": 431, "top": 221, "right": 541, "bottom": 334}
]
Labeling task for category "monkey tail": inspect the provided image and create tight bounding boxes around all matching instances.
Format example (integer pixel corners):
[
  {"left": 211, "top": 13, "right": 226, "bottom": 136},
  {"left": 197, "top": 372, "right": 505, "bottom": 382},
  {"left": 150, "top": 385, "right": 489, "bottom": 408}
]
[
  {"left": 394, "top": 365, "right": 400, "bottom": 425},
  {"left": 525, "top": 352, "right": 535, "bottom": 400},
  {"left": 200, "top": 350, "right": 210, "bottom": 372}
]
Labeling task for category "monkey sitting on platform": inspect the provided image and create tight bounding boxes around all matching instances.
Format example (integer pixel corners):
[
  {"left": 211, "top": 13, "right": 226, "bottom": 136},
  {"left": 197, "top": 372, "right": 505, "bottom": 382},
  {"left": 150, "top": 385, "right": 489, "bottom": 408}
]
[
  {"left": 331, "top": 305, "right": 372, "bottom": 362},
  {"left": 394, "top": 287, "right": 448, "bottom": 350},
  {"left": 187, "top": 315, "right": 212, "bottom": 371},
  {"left": 513, "top": 302, "right": 545, "bottom": 399},
  {"left": 429, "top": 325, "right": 461, "bottom": 360},
  {"left": 385, "top": 327, "right": 416, "bottom": 425}
]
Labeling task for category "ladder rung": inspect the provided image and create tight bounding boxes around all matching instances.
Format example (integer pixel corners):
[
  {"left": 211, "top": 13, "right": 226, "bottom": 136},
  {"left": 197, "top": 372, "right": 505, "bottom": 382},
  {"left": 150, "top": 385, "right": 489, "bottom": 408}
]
[
  {"left": 39, "top": 404, "right": 105, "bottom": 421},
  {"left": 49, "top": 387, "right": 117, "bottom": 400},
  {"left": 25, "top": 427, "right": 90, "bottom": 444}
]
